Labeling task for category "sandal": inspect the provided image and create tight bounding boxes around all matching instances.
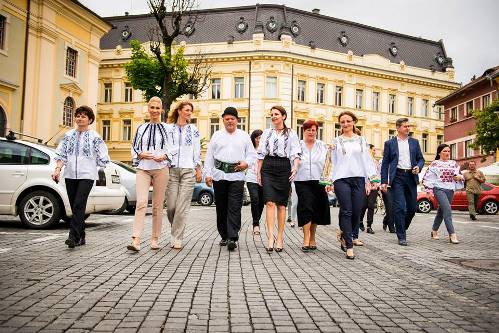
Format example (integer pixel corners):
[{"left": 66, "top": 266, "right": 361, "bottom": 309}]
[{"left": 253, "top": 226, "right": 260, "bottom": 235}]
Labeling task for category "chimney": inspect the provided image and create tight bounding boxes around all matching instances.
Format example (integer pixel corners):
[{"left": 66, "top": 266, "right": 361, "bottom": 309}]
[{"left": 312, "top": 8, "right": 320, "bottom": 14}]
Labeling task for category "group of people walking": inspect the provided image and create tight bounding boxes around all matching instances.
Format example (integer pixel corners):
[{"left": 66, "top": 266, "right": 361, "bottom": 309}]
[{"left": 52, "top": 97, "right": 487, "bottom": 258}]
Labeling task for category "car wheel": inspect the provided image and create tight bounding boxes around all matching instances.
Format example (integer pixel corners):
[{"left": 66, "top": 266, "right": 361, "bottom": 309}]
[
  {"left": 198, "top": 192, "right": 213, "bottom": 206},
  {"left": 482, "top": 200, "right": 498, "bottom": 215},
  {"left": 417, "top": 199, "right": 432, "bottom": 213},
  {"left": 19, "top": 191, "right": 62, "bottom": 229}
]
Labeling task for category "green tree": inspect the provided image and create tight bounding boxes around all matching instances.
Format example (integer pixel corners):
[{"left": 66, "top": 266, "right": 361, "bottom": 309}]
[
  {"left": 472, "top": 99, "right": 499, "bottom": 156},
  {"left": 125, "top": 0, "right": 211, "bottom": 119}
]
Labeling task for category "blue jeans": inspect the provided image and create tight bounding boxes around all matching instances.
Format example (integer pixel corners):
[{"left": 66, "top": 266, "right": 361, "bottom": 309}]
[
  {"left": 391, "top": 172, "right": 417, "bottom": 241},
  {"left": 334, "top": 177, "right": 365, "bottom": 249},
  {"left": 432, "top": 187, "right": 455, "bottom": 234}
]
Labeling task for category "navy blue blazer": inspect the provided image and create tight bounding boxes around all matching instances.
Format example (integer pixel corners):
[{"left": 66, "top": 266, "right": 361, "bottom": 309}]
[{"left": 380, "top": 137, "right": 425, "bottom": 185}]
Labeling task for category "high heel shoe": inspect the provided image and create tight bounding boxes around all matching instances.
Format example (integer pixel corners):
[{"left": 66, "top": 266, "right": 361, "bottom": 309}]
[
  {"left": 431, "top": 230, "right": 439, "bottom": 240},
  {"left": 266, "top": 247, "right": 274, "bottom": 253},
  {"left": 346, "top": 248, "right": 355, "bottom": 260},
  {"left": 127, "top": 237, "right": 140, "bottom": 252},
  {"left": 151, "top": 238, "right": 160, "bottom": 250},
  {"left": 449, "top": 234, "right": 459, "bottom": 244},
  {"left": 275, "top": 238, "right": 283, "bottom": 252}
]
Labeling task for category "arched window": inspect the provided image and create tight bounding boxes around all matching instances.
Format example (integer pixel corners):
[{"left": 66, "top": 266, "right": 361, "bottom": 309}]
[{"left": 63, "top": 97, "right": 74, "bottom": 127}]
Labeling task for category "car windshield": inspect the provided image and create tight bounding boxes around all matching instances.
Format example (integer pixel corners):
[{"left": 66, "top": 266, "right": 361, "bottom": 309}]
[{"left": 112, "top": 160, "right": 137, "bottom": 174}]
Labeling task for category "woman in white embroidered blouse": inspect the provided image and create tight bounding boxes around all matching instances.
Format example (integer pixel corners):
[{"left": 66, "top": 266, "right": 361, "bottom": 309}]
[
  {"left": 127, "top": 96, "right": 170, "bottom": 252},
  {"left": 327, "top": 111, "right": 378, "bottom": 260},
  {"left": 52, "top": 105, "right": 110, "bottom": 248},
  {"left": 423, "top": 144, "right": 463, "bottom": 244},
  {"left": 257, "top": 106, "right": 301, "bottom": 252},
  {"left": 166, "top": 101, "right": 202, "bottom": 249}
]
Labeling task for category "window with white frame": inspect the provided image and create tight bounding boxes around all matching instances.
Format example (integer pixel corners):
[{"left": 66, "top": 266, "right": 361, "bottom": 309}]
[
  {"left": 104, "top": 83, "right": 112, "bottom": 103},
  {"left": 389, "top": 94, "right": 396, "bottom": 114},
  {"left": 372, "top": 92, "right": 380, "bottom": 112},
  {"left": 482, "top": 94, "right": 491, "bottom": 108},
  {"left": 122, "top": 119, "right": 132, "bottom": 141},
  {"left": 437, "top": 105, "right": 443, "bottom": 120},
  {"left": 437, "top": 134, "right": 444, "bottom": 147},
  {"left": 62, "top": 97, "right": 74, "bottom": 127},
  {"left": 316, "top": 83, "right": 325, "bottom": 104},
  {"left": 388, "top": 129, "right": 396, "bottom": 140},
  {"left": 297, "top": 80, "right": 306, "bottom": 102},
  {"left": 422, "top": 133, "right": 428, "bottom": 153},
  {"left": 407, "top": 97, "right": 414, "bottom": 116},
  {"left": 65, "top": 47, "right": 78, "bottom": 78},
  {"left": 266, "top": 76, "right": 277, "bottom": 98},
  {"left": 210, "top": 118, "right": 220, "bottom": 137},
  {"left": 124, "top": 83, "right": 133, "bottom": 103},
  {"left": 465, "top": 139, "right": 474, "bottom": 157},
  {"left": 102, "top": 120, "right": 111, "bottom": 141},
  {"left": 317, "top": 121, "right": 324, "bottom": 141},
  {"left": 0, "top": 15, "right": 6, "bottom": 50},
  {"left": 450, "top": 143, "right": 457, "bottom": 159},
  {"left": 237, "top": 116, "right": 246, "bottom": 131},
  {"left": 466, "top": 100, "right": 474, "bottom": 116},
  {"left": 355, "top": 89, "right": 363, "bottom": 109},
  {"left": 296, "top": 119, "right": 305, "bottom": 139},
  {"left": 335, "top": 86, "right": 343, "bottom": 106},
  {"left": 422, "top": 99, "right": 429, "bottom": 117},
  {"left": 211, "top": 78, "right": 221, "bottom": 99},
  {"left": 450, "top": 107, "right": 457, "bottom": 122},
  {"left": 234, "top": 77, "right": 244, "bottom": 99},
  {"left": 334, "top": 123, "right": 341, "bottom": 137}
]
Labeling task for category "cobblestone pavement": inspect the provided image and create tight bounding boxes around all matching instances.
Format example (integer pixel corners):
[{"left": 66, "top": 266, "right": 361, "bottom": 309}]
[{"left": 0, "top": 207, "right": 498, "bottom": 333}]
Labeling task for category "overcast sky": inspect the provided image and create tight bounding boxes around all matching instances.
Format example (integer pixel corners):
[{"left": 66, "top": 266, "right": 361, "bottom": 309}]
[{"left": 80, "top": 0, "right": 499, "bottom": 85}]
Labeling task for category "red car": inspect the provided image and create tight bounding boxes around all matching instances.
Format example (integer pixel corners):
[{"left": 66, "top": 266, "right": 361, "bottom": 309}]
[{"left": 417, "top": 183, "right": 499, "bottom": 215}]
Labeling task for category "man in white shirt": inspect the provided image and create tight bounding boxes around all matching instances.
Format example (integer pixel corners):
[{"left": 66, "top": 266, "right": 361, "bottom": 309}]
[
  {"left": 380, "top": 118, "right": 425, "bottom": 246},
  {"left": 205, "top": 107, "right": 256, "bottom": 251}
]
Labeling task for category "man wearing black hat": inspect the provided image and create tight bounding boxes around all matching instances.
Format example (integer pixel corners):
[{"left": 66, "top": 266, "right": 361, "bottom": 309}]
[{"left": 204, "top": 107, "right": 256, "bottom": 251}]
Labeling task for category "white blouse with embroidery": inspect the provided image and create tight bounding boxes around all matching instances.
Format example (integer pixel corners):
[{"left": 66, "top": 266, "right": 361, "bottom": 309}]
[
  {"left": 330, "top": 135, "right": 377, "bottom": 184},
  {"left": 55, "top": 129, "right": 110, "bottom": 180},
  {"left": 131, "top": 122, "right": 171, "bottom": 170},
  {"left": 422, "top": 159, "right": 463, "bottom": 191},
  {"left": 295, "top": 140, "right": 328, "bottom": 181},
  {"left": 256, "top": 128, "right": 302, "bottom": 161},
  {"left": 166, "top": 124, "right": 202, "bottom": 169}
]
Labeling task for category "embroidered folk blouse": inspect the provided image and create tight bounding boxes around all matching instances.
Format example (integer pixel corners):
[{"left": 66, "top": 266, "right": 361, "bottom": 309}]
[
  {"left": 131, "top": 122, "right": 170, "bottom": 170},
  {"left": 256, "top": 128, "right": 302, "bottom": 161},
  {"left": 295, "top": 140, "right": 328, "bottom": 181},
  {"left": 204, "top": 129, "right": 257, "bottom": 181},
  {"left": 422, "top": 159, "right": 463, "bottom": 191},
  {"left": 329, "top": 135, "right": 377, "bottom": 184},
  {"left": 55, "top": 129, "right": 110, "bottom": 180},
  {"left": 167, "top": 123, "right": 202, "bottom": 169}
]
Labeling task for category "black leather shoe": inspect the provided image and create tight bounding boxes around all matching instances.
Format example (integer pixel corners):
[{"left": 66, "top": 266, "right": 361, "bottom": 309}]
[
  {"left": 389, "top": 227, "right": 396, "bottom": 233},
  {"left": 227, "top": 240, "right": 237, "bottom": 251},
  {"left": 65, "top": 238, "right": 76, "bottom": 249},
  {"left": 470, "top": 215, "right": 477, "bottom": 221},
  {"left": 398, "top": 240, "right": 408, "bottom": 246},
  {"left": 219, "top": 239, "right": 228, "bottom": 246},
  {"left": 382, "top": 224, "right": 387, "bottom": 231},
  {"left": 266, "top": 247, "right": 273, "bottom": 253},
  {"left": 76, "top": 238, "right": 85, "bottom": 246},
  {"left": 275, "top": 247, "right": 283, "bottom": 252},
  {"left": 301, "top": 246, "right": 310, "bottom": 253},
  {"left": 309, "top": 245, "right": 317, "bottom": 250},
  {"left": 359, "top": 223, "right": 365, "bottom": 232},
  {"left": 366, "top": 227, "right": 375, "bottom": 234}
]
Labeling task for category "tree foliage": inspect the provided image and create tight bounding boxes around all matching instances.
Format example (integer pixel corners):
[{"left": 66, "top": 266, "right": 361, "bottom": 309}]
[
  {"left": 472, "top": 99, "right": 499, "bottom": 154},
  {"left": 124, "top": 0, "right": 211, "bottom": 118}
]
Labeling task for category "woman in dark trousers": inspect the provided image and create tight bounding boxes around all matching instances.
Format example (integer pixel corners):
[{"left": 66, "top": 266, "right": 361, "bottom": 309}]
[
  {"left": 294, "top": 119, "right": 330, "bottom": 252},
  {"left": 246, "top": 129, "right": 264, "bottom": 235},
  {"left": 53, "top": 106, "right": 110, "bottom": 248},
  {"left": 257, "top": 106, "right": 301, "bottom": 252},
  {"left": 327, "top": 111, "right": 378, "bottom": 259}
]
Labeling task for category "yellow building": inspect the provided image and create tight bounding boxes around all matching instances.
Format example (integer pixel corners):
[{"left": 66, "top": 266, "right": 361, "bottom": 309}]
[
  {"left": 0, "top": 0, "right": 111, "bottom": 143},
  {"left": 98, "top": 5, "right": 460, "bottom": 163}
]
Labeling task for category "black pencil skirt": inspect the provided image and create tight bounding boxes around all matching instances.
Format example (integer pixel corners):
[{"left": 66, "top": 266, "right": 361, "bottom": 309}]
[
  {"left": 295, "top": 180, "right": 331, "bottom": 227},
  {"left": 261, "top": 155, "right": 291, "bottom": 206}
]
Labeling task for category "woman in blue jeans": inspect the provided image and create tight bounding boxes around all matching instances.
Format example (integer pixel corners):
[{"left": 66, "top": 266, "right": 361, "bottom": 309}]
[
  {"left": 422, "top": 144, "right": 463, "bottom": 244},
  {"left": 327, "top": 111, "right": 379, "bottom": 259}
]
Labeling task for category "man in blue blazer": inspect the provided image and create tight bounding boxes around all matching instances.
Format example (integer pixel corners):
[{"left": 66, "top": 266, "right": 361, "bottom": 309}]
[{"left": 380, "top": 118, "right": 425, "bottom": 245}]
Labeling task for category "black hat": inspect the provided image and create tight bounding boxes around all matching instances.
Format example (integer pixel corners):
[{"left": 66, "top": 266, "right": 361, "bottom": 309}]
[{"left": 221, "top": 106, "right": 238, "bottom": 118}]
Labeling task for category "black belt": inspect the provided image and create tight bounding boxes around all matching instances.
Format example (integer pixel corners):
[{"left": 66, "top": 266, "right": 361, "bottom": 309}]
[
  {"left": 215, "top": 159, "right": 239, "bottom": 173},
  {"left": 396, "top": 168, "right": 412, "bottom": 174}
]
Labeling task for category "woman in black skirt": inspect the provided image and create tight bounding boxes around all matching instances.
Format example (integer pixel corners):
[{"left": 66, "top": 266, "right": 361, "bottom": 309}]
[
  {"left": 294, "top": 119, "right": 331, "bottom": 252},
  {"left": 257, "top": 106, "right": 301, "bottom": 252}
]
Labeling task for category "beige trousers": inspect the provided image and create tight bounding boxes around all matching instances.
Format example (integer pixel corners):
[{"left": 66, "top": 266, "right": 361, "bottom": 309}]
[
  {"left": 167, "top": 168, "right": 196, "bottom": 246},
  {"left": 132, "top": 168, "right": 169, "bottom": 239}
]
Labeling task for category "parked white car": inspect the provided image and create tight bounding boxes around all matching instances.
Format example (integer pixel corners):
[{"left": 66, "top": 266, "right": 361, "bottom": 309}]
[
  {"left": 0, "top": 137, "right": 125, "bottom": 229},
  {"left": 110, "top": 161, "right": 152, "bottom": 214}
]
